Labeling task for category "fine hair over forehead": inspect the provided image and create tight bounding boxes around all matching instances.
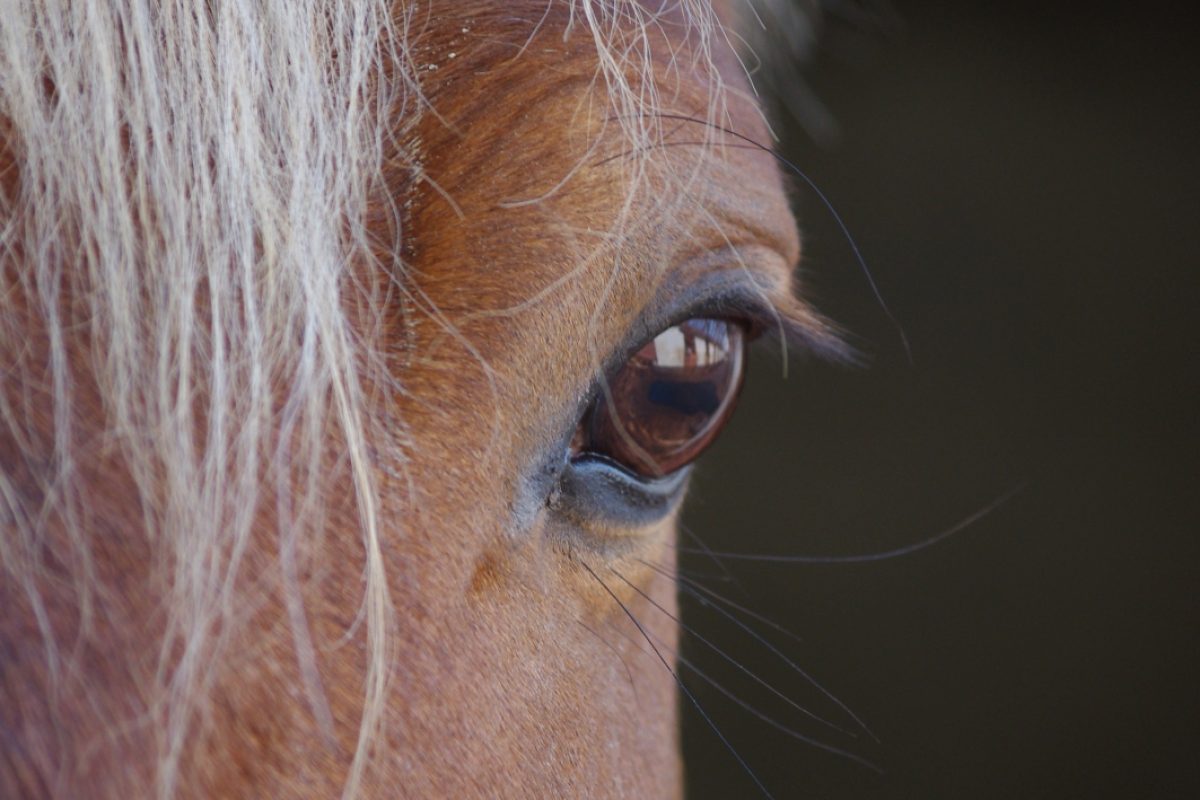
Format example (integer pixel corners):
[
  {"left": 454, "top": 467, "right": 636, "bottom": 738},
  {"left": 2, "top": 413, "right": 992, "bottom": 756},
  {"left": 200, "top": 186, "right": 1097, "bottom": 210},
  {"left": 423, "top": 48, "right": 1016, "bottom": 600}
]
[{"left": 0, "top": 2, "right": 808, "bottom": 797}]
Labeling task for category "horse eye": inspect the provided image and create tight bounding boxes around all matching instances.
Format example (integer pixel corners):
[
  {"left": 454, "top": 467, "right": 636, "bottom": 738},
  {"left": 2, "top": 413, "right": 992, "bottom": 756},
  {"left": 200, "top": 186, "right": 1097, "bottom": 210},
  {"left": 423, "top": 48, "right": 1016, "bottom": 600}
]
[{"left": 571, "top": 318, "right": 746, "bottom": 478}]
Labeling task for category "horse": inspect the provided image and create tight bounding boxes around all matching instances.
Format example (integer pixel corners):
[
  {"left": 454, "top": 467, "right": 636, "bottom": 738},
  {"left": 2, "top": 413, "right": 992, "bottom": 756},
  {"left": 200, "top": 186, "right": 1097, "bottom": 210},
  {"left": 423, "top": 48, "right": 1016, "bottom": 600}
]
[{"left": 0, "top": 2, "right": 844, "bottom": 796}]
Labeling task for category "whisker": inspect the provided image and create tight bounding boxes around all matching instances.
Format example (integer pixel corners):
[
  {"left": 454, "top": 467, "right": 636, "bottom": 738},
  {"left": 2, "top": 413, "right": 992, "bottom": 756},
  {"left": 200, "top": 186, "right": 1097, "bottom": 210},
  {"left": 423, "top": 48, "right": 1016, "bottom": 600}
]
[
  {"left": 576, "top": 620, "right": 640, "bottom": 706},
  {"left": 670, "top": 565, "right": 737, "bottom": 583},
  {"left": 633, "top": 111, "right": 913, "bottom": 363},
  {"left": 609, "top": 567, "right": 850, "bottom": 737},
  {"left": 639, "top": 558, "right": 807, "bottom": 648},
  {"left": 680, "top": 522, "right": 750, "bottom": 599},
  {"left": 675, "top": 484, "right": 1025, "bottom": 564},
  {"left": 675, "top": 652, "right": 880, "bottom": 772},
  {"left": 600, "top": 604, "right": 881, "bottom": 774},
  {"left": 676, "top": 581, "right": 880, "bottom": 744},
  {"left": 578, "top": 561, "right": 776, "bottom": 800}
]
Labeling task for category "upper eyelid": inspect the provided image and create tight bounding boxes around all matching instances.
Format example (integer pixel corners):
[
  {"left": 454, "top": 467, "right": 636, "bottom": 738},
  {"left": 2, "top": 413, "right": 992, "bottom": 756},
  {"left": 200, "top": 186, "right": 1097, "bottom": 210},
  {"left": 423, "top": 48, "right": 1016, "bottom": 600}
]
[
  {"left": 568, "top": 275, "right": 853, "bottom": 452},
  {"left": 649, "top": 276, "right": 854, "bottom": 366},
  {"left": 585, "top": 279, "right": 851, "bottom": 405}
]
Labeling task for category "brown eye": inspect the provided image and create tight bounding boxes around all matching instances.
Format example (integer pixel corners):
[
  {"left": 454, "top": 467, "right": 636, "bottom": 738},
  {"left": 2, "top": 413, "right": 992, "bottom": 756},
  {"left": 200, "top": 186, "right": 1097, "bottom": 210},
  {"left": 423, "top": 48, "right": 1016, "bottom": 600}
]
[{"left": 571, "top": 318, "right": 746, "bottom": 478}]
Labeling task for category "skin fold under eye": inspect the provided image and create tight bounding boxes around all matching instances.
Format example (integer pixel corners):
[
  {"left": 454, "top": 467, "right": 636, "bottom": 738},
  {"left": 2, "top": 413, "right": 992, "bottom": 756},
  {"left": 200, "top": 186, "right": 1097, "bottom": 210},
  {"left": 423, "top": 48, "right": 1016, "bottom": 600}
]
[{"left": 571, "top": 318, "right": 746, "bottom": 478}]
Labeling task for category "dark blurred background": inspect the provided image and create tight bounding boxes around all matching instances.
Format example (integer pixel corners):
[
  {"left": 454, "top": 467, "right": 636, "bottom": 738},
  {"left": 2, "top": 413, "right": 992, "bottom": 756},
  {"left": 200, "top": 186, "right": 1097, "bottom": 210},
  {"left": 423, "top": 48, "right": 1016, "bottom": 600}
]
[{"left": 680, "top": 2, "right": 1197, "bottom": 798}]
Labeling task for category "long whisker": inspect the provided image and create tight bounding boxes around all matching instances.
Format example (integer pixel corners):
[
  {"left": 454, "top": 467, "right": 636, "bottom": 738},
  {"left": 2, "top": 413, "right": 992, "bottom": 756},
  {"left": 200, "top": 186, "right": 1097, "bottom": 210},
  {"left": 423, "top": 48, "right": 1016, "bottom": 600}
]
[
  {"left": 639, "top": 558, "right": 807, "bottom": 648},
  {"left": 675, "top": 654, "right": 880, "bottom": 772},
  {"left": 676, "top": 580, "right": 879, "bottom": 744},
  {"left": 609, "top": 567, "right": 850, "bottom": 737},
  {"left": 680, "top": 522, "right": 750, "bottom": 599},
  {"left": 675, "top": 484, "right": 1025, "bottom": 563},
  {"left": 575, "top": 620, "right": 640, "bottom": 706},
  {"left": 670, "top": 565, "right": 737, "bottom": 583},
  {"left": 578, "top": 561, "right": 776, "bottom": 800},
  {"left": 600, "top": 603, "right": 881, "bottom": 773}
]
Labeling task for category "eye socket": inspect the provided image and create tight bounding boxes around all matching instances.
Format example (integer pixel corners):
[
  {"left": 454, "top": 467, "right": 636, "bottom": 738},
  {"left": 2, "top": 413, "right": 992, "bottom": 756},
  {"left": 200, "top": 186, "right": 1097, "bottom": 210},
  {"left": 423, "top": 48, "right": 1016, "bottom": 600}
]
[{"left": 571, "top": 318, "right": 746, "bottom": 478}]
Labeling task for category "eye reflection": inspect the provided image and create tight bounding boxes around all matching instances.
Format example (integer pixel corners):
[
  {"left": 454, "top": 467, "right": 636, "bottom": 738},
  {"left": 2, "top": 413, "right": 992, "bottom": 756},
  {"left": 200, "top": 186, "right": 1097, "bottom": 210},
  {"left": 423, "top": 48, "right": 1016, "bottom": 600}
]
[{"left": 572, "top": 318, "right": 745, "bottom": 477}]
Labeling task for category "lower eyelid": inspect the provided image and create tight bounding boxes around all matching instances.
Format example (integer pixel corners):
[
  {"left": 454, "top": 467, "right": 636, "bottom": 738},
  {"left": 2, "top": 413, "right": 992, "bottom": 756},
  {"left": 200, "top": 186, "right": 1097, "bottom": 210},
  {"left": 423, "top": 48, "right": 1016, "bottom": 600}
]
[{"left": 550, "top": 454, "right": 690, "bottom": 534}]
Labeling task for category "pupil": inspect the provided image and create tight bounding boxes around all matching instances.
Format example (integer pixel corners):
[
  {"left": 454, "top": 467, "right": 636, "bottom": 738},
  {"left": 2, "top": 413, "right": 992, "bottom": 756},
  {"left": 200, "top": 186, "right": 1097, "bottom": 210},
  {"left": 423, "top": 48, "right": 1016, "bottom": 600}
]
[{"left": 647, "top": 379, "right": 720, "bottom": 416}]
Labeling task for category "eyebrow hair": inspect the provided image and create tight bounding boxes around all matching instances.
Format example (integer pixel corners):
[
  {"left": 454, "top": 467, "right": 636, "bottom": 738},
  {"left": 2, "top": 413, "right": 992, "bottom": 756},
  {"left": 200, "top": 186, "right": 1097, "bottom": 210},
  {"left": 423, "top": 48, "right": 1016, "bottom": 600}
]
[{"left": 643, "top": 112, "right": 911, "bottom": 363}]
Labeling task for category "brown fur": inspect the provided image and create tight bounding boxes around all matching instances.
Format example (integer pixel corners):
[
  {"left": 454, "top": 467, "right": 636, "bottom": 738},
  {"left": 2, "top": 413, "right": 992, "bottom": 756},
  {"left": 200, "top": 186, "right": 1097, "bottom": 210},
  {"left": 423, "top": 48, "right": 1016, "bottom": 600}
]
[{"left": 1, "top": 2, "right": 817, "bottom": 796}]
